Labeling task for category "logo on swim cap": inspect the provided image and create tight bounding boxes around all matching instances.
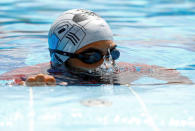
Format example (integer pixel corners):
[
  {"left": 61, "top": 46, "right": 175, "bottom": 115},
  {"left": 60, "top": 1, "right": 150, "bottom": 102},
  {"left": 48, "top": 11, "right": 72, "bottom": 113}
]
[{"left": 48, "top": 9, "right": 113, "bottom": 66}]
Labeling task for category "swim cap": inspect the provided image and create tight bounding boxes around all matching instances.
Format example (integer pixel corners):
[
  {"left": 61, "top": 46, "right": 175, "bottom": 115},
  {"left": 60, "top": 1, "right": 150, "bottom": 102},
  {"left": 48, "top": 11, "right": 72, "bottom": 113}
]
[{"left": 48, "top": 9, "right": 113, "bottom": 66}]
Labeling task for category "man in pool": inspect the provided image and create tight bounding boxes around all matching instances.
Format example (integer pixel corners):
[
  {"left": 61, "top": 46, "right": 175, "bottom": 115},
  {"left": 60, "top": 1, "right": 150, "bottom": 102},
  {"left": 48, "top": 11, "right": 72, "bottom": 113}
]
[{"left": 0, "top": 9, "right": 192, "bottom": 86}]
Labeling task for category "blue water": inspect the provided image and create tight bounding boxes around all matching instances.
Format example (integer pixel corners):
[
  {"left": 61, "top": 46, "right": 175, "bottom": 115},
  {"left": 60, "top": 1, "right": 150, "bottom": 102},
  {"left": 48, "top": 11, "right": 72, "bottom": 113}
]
[{"left": 0, "top": 0, "right": 195, "bottom": 130}]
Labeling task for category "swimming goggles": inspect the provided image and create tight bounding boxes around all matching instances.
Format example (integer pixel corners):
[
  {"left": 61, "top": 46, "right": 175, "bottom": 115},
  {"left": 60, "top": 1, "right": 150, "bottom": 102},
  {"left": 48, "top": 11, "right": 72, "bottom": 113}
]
[{"left": 49, "top": 45, "right": 120, "bottom": 64}]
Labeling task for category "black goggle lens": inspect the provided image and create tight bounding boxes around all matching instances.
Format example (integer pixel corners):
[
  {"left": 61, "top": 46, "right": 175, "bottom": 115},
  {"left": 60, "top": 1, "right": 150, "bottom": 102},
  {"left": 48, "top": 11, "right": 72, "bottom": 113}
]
[
  {"left": 110, "top": 48, "right": 120, "bottom": 60},
  {"left": 81, "top": 52, "right": 102, "bottom": 64},
  {"left": 49, "top": 46, "right": 120, "bottom": 64},
  {"left": 78, "top": 47, "right": 120, "bottom": 64}
]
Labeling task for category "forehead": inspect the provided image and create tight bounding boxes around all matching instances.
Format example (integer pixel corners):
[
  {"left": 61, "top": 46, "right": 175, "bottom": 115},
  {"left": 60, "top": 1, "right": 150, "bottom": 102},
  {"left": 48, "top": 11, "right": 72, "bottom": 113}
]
[{"left": 75, "top": 40, "right": 116, "bottom": 54}]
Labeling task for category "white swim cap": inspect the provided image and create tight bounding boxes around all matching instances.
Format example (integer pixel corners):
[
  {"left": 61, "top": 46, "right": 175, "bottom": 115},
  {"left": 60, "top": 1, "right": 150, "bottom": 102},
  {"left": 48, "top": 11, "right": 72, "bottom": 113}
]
[{"left": 48, "top": 9, "right": 113, "bottom": 66}]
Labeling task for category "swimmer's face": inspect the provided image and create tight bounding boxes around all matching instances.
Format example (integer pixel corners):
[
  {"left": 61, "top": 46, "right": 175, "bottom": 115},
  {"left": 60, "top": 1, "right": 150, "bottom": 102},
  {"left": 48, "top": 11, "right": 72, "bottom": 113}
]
[{"left": 66, "top": 40, "right": 116, "bottom": 70}]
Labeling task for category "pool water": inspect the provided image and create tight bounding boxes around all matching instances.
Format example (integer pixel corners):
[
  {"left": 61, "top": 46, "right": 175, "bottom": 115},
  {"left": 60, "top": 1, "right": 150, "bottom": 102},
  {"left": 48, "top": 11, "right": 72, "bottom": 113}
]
[{"left": 0, "top": 0, "right": 195, "bottom": 130}]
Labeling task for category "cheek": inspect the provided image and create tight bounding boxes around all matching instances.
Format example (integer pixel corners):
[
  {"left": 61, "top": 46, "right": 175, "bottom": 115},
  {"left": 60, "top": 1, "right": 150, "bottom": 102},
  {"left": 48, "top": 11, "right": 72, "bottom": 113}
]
[{"left": 68, "top": 58, "right": 104, "bottom": 69}]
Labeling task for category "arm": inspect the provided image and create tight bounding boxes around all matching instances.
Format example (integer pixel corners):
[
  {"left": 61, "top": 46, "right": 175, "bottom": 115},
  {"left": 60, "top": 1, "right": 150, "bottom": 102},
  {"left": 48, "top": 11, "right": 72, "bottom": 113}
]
[
  {"left": 146, "top": 65, "right": 192, "bottom": 84},
  {"left": 117, "top": 62, "right": 193, "bottom": 84},
  {"left": 0, "top": 62, "right": 50, "bottom": 80},
  {"left": 0, "top": 62, "right": 52, "bottom": 85}
]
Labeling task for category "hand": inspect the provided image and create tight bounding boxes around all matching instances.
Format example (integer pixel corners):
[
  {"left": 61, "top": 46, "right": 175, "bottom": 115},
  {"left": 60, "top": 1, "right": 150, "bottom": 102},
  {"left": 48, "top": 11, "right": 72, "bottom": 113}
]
[{"left": 25, "top": 74, "right": 56, "bottom": 86}]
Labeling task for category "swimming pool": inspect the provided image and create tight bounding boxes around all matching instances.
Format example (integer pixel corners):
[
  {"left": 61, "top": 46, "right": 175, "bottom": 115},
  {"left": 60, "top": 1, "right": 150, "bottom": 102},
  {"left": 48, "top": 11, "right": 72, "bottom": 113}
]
[{"left": 0, "top": 0, "right": 195, "bottom": 130}]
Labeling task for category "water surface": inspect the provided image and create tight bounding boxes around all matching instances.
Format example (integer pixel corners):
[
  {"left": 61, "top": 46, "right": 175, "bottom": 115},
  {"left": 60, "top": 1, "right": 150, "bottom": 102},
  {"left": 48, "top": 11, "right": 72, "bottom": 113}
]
[{"left": 0, "top": 0, "right": 195, "bottom": 130}]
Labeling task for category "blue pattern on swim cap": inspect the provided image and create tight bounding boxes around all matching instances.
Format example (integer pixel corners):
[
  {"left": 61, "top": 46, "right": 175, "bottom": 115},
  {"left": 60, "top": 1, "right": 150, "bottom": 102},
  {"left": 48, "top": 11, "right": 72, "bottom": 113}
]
[
  {"left": 48, "top": 34, "right": 59, "bottom": 63},
  {"left": 48, "top": 33, "right": 59, "bottom": 49},
  {"left": 51, "top": 53, "right": 55, "bottom": 62}
]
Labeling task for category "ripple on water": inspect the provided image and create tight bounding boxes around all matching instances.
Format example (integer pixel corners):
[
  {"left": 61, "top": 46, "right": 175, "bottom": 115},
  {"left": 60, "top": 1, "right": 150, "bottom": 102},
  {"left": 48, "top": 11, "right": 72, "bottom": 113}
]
[{"left": 0, "top": 0, "right": 195, "bottom": 130}]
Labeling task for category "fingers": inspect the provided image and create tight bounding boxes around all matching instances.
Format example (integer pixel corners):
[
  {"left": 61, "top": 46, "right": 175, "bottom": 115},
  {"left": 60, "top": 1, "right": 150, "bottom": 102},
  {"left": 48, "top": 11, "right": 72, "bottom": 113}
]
[
  {"left": 35, "top": 74, "right": 46, "bottom": 86},
  {"left": 45, "top": 75, "right": 56, "bottom": 85},
  {"left": 25, "top": 76, "right": 36, "bottom": 86},
  {"left": 25, "top": 74, "right": 56, "bottom": 86},
  {"left": 18, "top": 81, "right": 25, "bottom": 86}
]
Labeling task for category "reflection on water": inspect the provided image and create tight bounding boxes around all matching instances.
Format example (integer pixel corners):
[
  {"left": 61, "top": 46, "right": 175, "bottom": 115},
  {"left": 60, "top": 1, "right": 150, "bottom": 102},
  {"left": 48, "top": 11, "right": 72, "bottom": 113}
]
[{"left": 0, "top": 0, "right": 195, "bottom": 130}]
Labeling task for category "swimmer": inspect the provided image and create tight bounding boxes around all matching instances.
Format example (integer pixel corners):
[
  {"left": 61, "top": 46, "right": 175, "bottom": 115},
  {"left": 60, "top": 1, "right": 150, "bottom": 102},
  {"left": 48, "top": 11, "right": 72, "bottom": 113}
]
[{"left": 0, "top": 9, "right": 192, "bottom": 86}]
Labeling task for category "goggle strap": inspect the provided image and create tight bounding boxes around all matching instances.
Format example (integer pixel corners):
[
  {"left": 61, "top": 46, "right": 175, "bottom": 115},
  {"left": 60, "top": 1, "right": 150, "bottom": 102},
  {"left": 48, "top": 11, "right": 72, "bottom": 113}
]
[{"left": 49, "top": 48, "right": 78, "bottom": 58}]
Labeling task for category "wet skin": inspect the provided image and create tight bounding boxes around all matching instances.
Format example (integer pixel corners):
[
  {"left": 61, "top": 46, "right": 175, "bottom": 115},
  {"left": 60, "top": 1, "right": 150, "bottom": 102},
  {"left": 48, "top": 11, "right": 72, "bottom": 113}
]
[
  {"left": 66, "top": 40, "right": 116, "bottom": 70},
  {"left": 0, "top": 62, "right": 192, "bottom": 86},
  {"left": 25, "top": 40, "right": 116, "bottom": 86},
  {"left": 0, "top": 40, "right": 193, "bottom": 86}
]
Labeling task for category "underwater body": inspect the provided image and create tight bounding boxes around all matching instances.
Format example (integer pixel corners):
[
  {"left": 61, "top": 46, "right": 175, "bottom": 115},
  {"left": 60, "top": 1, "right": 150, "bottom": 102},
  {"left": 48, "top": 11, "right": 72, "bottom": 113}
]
[{"left": 0, "top": 0, "right": 195, "bottom": 130}]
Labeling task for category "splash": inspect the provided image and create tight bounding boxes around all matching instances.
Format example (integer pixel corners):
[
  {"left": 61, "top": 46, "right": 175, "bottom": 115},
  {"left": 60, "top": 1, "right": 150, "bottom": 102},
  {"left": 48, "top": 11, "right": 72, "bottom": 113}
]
[
  {"left": 77, "top": 48, "right": 119, "bottom": 79},
  {"left": 95, "top": 48, "right": 119, "bottom": 75}
]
